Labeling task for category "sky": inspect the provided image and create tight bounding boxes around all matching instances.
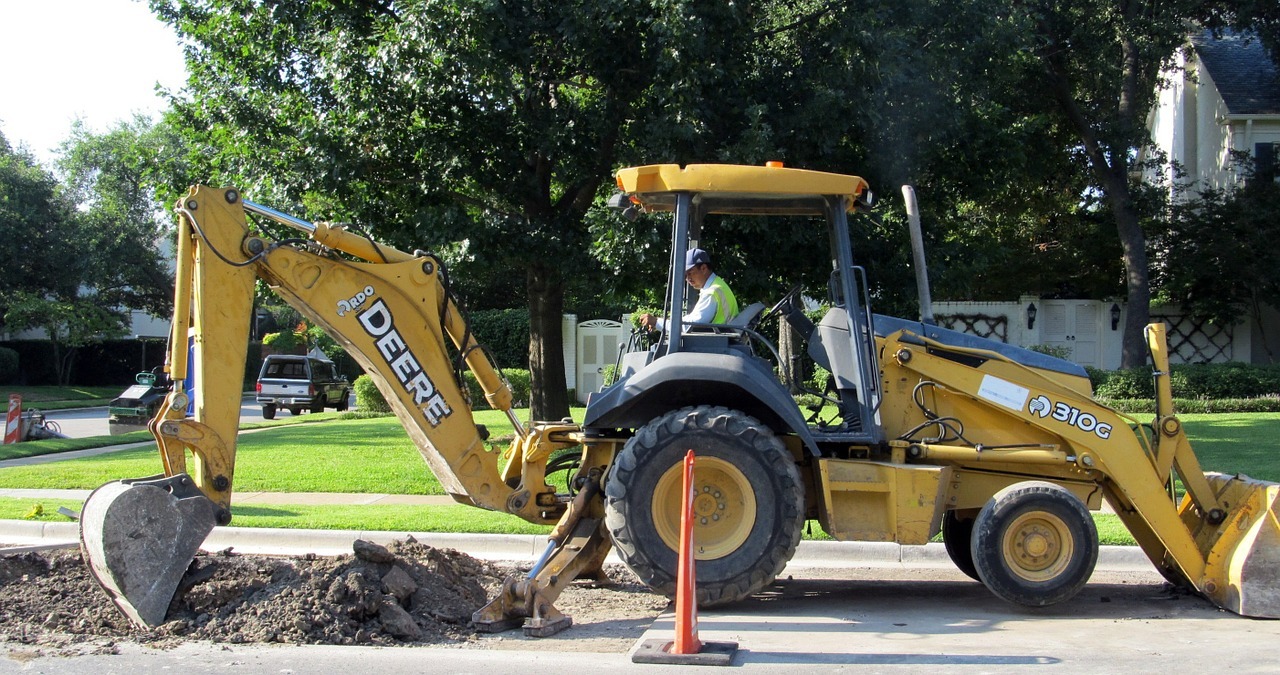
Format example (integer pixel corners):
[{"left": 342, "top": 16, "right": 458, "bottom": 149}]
[{"left": 0, "top": 0, "right": 188, "bottom": 166}]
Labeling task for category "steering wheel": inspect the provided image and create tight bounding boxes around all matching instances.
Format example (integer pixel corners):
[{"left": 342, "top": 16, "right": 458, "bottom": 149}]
[{"left": 755, "top": 283, "right": 804, "bottom": 328}]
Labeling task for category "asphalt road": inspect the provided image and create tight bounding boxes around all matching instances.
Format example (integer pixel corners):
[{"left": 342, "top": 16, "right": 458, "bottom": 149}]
[
  {"left": 37, "top": 394, "right": 350, "bottom": 438},
  {"left": 2, "top": 563, "right": 1278, "bottom": 674}
]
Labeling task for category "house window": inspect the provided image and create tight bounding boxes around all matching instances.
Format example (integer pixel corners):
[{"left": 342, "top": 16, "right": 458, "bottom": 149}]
[{"left": 1256, "top": 142, "right": 1279, "bottom": 184}]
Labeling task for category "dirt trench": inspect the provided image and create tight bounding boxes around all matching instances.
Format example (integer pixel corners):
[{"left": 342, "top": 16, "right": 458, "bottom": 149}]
[{"left": 0, "top": 537, "right": 668, "bottom": 655}]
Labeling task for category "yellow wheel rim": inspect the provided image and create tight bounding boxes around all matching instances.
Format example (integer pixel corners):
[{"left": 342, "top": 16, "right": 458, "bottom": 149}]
[
  {"left": 651, "top": 456, "right": 757, "bottom": 560},
  {"left": 1001, "top": 511, "right": 1074, "bottom": 582}
]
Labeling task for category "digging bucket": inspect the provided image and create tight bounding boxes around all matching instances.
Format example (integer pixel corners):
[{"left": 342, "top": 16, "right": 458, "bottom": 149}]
[
  {"left": 1195, "top": 473, "right": 1280, "bottom": 618},
  {"left": 79, "top": 474, "right": 218, "bottom": 627}
]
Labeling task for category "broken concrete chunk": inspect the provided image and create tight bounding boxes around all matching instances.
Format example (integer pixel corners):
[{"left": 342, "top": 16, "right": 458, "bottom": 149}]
[
  {"left": 377, "top": 597, "right": 422, "bottom": 640},
  {"left": 353, "top": 539, "right": 395, "bottom": 563},
  {"left": 382, "top": 565, "right": 418, "bottom": 602}
]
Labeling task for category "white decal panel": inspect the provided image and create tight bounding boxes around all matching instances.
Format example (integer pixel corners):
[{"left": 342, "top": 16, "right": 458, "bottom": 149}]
[{"left": 977, "top": 375, "right": 1030, "bottom": 412}]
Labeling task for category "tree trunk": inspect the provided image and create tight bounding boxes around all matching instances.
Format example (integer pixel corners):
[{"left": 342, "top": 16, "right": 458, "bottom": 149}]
[
  {"left": 526, "top": 262, "right": 571, "bottom": 422},
  {"left": 1112, "top": 198, "right": 1152, "bottom": 369},
  {"left": 779, "top": 320, "right": 803, "bottom": 393},
  {"left": 1039, "top": 23, "right": 1154, "bottom": 369}
]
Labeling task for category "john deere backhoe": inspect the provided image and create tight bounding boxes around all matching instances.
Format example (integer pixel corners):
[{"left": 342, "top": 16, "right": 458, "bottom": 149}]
[{"left": 81, "top": 164, "right": 1280, "bottom": 637}]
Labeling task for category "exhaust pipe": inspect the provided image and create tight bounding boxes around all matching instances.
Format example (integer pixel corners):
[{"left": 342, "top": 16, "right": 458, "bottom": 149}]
[{"left": 901, "top": 186, "right": 935, "bottom": 325}]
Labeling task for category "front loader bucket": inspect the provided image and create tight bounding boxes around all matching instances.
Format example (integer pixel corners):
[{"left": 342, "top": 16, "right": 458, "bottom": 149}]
[
  {"left": 79, "top": 474, "right": 219, "bottom": 627},
  {"left": 1195, "top": 473, "right": 1280, "bottom": 618}
]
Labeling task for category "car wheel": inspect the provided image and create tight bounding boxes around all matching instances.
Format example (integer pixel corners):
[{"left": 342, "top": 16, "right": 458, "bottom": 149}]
[
  {"left": 335, "top": 389, "right": 350, "bottom": 411},
  {"left": 261, "top": 404, "right": 277, "bottom": 420},
  {"left": 312, "top": 395, "right": 326, "bottom": 414}
]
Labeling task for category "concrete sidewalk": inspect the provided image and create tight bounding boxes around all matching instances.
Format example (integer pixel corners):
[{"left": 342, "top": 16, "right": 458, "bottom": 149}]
[
  {"left": 0, "top": 487, "right": 457, "bottom": 506},
  {"left": 0, "top": 485, "right": 1157, "bottom": 572}
]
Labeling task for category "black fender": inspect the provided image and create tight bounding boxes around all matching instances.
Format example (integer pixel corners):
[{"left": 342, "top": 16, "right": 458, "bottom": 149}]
[{"left": 583, "top": 351, "right": 819, "bottom": 456}]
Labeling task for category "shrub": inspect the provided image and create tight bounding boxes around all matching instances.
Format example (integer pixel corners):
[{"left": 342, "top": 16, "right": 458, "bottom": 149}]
[
  {"left": 1090, "top": 362, "right": 1280, "bottom": 401},
  {"left": 0, "top": 347, "right": 18, "bottom": 384},
  {"left": 1029, "top": 344, "right": 1074, "bottom": 360},
  {"left": 463, "top": 368, "right": 532, "bottom": 409},
  {"left": 807, "top": 365, "right": 832, "bottom": 393},
  {"left": 1102, "top": 397, "right": 1280, "bottom": 414},
  {"left": 353, "top": 374, "right": 390, "bottom": 413},
  {"left": 466, "top": 308, "right": 530, "bottom": 369}
]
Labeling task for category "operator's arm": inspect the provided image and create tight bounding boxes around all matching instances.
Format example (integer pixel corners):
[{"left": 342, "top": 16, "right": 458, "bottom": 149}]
[{"left": 653, "top": 288, "right": 718, "bottom": 332}]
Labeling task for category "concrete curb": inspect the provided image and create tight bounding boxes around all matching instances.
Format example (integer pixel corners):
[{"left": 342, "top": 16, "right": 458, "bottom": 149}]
[{"left": 0, "top": 519, "right": 1157, "bottom": 572}]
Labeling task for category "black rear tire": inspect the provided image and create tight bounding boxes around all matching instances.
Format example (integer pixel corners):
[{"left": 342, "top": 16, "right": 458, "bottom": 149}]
[
  {"left": 942, "top": 510, "right": 980, "bottom": 581},
  {"left": 261, "top": 405, "right": 276, "bottom": 420},
  {"left": 604, "top": 405, "right": 804, "bottom": 606},
  {"left": 312, "top": 396, "right": 326, "bottom": 414},
  {"left": 971, "top": 481, "right": 1098, "bottom": 607},
  {"left": 289, "top": 407, "right": 302, "bottom": 415},
  {"left": 336, "top": 390, "right": 350, "bottom": 411}
]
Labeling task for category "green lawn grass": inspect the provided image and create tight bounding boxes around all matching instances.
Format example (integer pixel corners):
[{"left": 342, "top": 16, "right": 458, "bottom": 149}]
[
  {"left": 5, "top": 385, "right": 124, "bottom": 411},
  {"left": 3, "top": 410, "right": 1278, "bottom": 544}
]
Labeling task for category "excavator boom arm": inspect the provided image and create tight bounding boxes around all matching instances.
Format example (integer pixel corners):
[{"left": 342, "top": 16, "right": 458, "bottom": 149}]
[{"left": 81, "top": 186, "right": 609, "bottom": 630}]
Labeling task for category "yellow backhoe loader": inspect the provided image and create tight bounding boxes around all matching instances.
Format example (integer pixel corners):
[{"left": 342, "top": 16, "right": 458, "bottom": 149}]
[{"left": 80, "top": 164, "right": 1280, "bottom": 637}]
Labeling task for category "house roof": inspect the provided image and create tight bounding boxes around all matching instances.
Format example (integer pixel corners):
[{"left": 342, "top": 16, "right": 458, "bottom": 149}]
[{"left": 1191, "top": 30, "right": 1280, "bottom": 116}]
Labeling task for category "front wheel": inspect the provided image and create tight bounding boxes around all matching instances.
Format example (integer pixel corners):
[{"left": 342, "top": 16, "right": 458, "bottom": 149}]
[
  {"left": 971, "top": 481, "right": 1098, "bottom": 607},
  {"left": 335, "top": 389, "right": 350, "bottom": 411},
  {"left": 604, "top": 405, "right": 804, "bottom": 606}
]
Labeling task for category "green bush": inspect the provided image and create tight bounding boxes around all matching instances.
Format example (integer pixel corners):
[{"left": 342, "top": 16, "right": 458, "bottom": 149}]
[
  {"left": 1102, "top": 397, "right": 1280, "bottom": 414},
  {"left": 807, "top": 365, "right": 831, "bottom": 393},
  {"left": 1029, "top": 344, "right": 1074, "bottom": 360},
  {"left": 466, "top": 308, "right": 530, "bottom": 370},
  {"left": 463, "top": 368, "right": 532, "bottom": 409},
  {"left": 353, "top": 374, "right": 390, "bottom": 413},
  {"left": 0, "top": 347, "right": 18, "bottom": 384},
  {"left": 1089, "top": 363, "right": 1280, "bottom": 400}
]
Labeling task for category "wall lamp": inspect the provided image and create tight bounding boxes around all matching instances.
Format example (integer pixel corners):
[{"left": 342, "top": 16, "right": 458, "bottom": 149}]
[{"left": 1026, "top": 302, "right": 1037, "bottom": 330}]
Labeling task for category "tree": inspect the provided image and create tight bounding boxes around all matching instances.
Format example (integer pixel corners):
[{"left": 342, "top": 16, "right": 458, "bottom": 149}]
[
  {"left": 0, "top": 132, "right": 79, "bottom": 316},
  {"left": 150, "top": 0, "right": 908, "bottom": 419},
  {"left": 882, "top": 1, "right": 1279, "bottom": 367},
  {"left": 1153, "top": 161, "right": 1280, "bottom": 359},
  {"left": 0, "top": 122, "right": 177, "bottom": 384},
  {"left": 57, "top": 116, "right": 188, "bottom": 319}
]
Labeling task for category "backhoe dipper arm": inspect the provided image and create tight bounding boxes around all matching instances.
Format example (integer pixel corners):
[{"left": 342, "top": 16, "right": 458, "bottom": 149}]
[
  {"left": 153, "top": 186, "right": 538, "bottom": 518},
  {"left": 81, "top": 186, "right": 617, "bottom": 632}
]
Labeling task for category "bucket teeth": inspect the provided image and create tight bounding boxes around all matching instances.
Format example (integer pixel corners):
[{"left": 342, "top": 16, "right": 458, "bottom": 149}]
[{"left": 79, "top": 474, "right": 218, "bottom": 627}]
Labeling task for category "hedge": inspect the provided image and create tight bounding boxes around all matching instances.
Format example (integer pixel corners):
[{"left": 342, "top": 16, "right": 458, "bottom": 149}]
[
  {"left": 0, "top": 347, "right": 18, "bottom": 384},
  {"left": 465, "top": 308, "right": 529, "bottom": 371},
  {"left": 353, "top": 368, "right": 532, "bottom": 413},
  {"left": 1101, "top": 397, "right": 1280, "bottom": 414},
  {"left": 0, "top": 339, "right": 169, "bottom": 386},
  {"left": 1088, "top": 362, "right": 1280, "bottom": 400}
]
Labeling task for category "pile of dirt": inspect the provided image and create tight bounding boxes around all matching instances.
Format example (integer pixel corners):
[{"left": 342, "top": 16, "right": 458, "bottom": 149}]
[{"left": 0, "top": 537, "right": 662, "bottom": 651}]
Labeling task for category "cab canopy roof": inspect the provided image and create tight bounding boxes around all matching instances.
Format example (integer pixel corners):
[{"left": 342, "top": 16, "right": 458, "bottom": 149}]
[{"left": 615, "top": 163, "right": 870, "bottom": 216}]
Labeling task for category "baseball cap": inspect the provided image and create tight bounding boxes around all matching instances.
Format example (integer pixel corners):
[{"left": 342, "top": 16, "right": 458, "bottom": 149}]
[{"left": 685, "top": 248, "right": 711, "bottom": 271}]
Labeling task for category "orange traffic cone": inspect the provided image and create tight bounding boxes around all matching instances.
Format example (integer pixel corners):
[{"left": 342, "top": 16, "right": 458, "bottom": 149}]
[
  {"left": 631, "top": 449, "right": 739, "bottom": 666},
  {"left": 673, "top": 448, "right": 701, "bottom": 654}
]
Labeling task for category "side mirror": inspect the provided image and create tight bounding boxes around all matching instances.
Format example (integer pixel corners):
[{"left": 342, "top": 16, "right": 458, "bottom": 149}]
[
  {"left": 607, "top": 192, "right": 640, "bottom": 221},
  {"left": 854, "top": 190, "right": 875, "bottom": 211}
]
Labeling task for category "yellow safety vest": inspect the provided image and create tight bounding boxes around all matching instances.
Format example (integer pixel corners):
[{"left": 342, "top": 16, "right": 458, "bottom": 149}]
[{"left": 706, "top": 274, "right": 739, "bottom": 324}]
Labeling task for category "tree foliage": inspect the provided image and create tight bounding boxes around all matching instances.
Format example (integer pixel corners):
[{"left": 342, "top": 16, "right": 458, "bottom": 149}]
[
  {"left": 1153, "top": 163, "right": 1280, "bottom": 352},
  {"left": 0, "top": 122, "right": 178, "bottom": 384},
  {"left": 141, "top": 0, "right": 1280, "bottom": 406}
]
